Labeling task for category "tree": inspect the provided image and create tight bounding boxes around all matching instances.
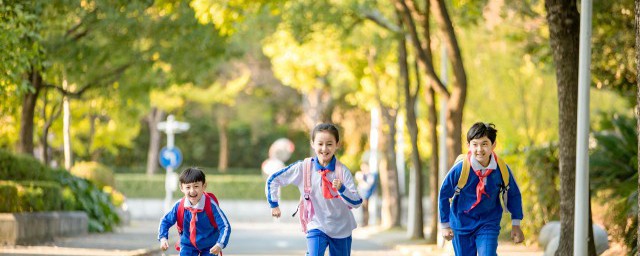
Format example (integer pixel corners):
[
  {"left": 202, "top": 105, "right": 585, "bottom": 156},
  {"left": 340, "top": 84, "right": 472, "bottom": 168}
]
[
  {"left": 544, "top": 1, "right": 596, "bottom": 255},
  {"left": 393, "top": 0, "right": 467, "bottom": 169},
  {"left": 635, "top": 0, "right": 640, "bottom": 250}
]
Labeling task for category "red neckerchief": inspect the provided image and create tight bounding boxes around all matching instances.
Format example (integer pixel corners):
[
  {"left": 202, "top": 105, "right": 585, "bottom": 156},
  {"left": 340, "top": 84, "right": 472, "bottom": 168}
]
[{"left": 465, "top": 153, "right": 495, "bottom": 213}]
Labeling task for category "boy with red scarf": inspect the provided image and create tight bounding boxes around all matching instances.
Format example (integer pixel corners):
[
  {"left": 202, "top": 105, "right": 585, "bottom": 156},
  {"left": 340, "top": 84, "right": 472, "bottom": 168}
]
[{"left": 439, "top": 122, "right": 524, "bottom": 256}]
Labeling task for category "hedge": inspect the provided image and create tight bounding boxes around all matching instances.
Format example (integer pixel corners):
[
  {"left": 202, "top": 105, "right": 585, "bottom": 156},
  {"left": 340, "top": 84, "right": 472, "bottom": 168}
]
[
  {"left": 0, "top": 180, "right": 64, "bottom": 212},
  {"left": 115, "top": 174, "right": 300, "bottom": 200},
  {"left": 0, "top": 149, "right": 120, "bottom": 232}
]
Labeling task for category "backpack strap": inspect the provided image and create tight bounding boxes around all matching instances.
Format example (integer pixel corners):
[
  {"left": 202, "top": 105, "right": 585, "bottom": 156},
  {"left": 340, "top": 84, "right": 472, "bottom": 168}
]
[
  {"left": 335, "top": 159, "right": 344, "bottom": 181},
  {"left": 494, "top": 154, "right": 511, "bottom": 212},
  {"left": 177, "top": 192, "right": 220, "bottom": 235},
  {"left": 203, "top": 192, "right": 219, "bottom": 230},
  {"left": 451, "top": 153, "right": 471, "bottom": 204},
  {"left": 303, "top": 157, "right": 313, "bottom": 198},
  {"left": 177, "top": 198, "right": 185, "bottom": 234},
  {"left": 494, "top": 154, "right": 509, "bottom": 188}
]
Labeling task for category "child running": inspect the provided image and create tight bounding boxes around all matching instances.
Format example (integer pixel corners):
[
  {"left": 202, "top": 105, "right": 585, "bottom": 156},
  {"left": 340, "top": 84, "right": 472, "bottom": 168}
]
[
  {"left": 266, "top": 123, "right": 363, "bottom": 256},
  {"left": 158, "top": 167, "right": 231, "bottom": 256},
  {"left": 439, "top": 122, "right": 524, "bottom": 256}
]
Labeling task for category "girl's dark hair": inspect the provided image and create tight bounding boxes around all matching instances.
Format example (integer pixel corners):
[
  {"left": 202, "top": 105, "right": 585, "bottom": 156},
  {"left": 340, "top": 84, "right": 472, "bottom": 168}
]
[
  {"left": 311, "top": 123, "right": 340, "bottom": 143},
  {"left": 467, "top": 122, "right": 498, "bottom": 144},
  {"left": 179, "top": 167, "right": 206, "bottom": 184}
]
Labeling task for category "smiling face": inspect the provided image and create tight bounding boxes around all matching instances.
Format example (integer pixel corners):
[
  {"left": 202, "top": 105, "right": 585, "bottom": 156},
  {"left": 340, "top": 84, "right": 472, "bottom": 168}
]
[
  {"left": 311, "top": 130, "right": 339, "bottom": 166},
  {"left": 468, "top": 136, "right": 496, "bottom": 167},
  {"left": 180, "top": 181, "right": 207, "bottom": 205}
]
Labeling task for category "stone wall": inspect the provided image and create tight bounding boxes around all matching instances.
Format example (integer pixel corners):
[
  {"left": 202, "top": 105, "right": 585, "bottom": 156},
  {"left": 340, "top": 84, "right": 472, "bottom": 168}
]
[{"left": 0, "top": 211, "right": 88, "bottom": 245}]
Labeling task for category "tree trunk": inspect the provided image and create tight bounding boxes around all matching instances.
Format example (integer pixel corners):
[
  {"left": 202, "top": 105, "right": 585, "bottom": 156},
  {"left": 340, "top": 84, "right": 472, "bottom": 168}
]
[
  {"left": 431, "top": 0, "right": 467, "bottom": 167},
  {"left": 425, "top": 85, "right": 439, "bottom": 243},
  {"left": 394, "top": 0, "right": 467, "bottom": 168},
  {"left": 146, "top": 107, "right": 164, "bottom": 176},
  {"left": 217, "top": 107, "right": 229, "bottom": 172},
  {"left": 63, "top": 94, "right": 72, "bottom": 170},
  {"left": 88, "top": 114, "right": 96, "bottom": 158},
  {"left": 368, "top": 47, "right": 402, "bottom": 229},
  {"left": 636, "top": 0, "right": 640, "bottom": 249},
  {"left": 399, "top": 26, "right": 424, "bottom": 239},
  {"left": 545, "top": 1, "right": 580, "bottom": 255},
  {"left": 18, "top": 69, "right": 43, "bottom": 156}
]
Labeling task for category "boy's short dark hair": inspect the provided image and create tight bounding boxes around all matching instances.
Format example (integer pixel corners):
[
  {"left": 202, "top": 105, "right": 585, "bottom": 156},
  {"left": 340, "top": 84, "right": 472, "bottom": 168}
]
[
  {"left": 467, "top": 122, "right": 498, "bottom": 144},
  {"left": 311, "top": 123, "right": 340, "bottom": 143},
  {"left": 179, "top": 167, "right": 206, "bottom": 184}
]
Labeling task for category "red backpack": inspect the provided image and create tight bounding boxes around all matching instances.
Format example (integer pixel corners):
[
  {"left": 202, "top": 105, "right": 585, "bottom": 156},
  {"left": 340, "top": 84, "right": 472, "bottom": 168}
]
[{"left": 174, "top": 192, "right": 219, "bottom": 251}]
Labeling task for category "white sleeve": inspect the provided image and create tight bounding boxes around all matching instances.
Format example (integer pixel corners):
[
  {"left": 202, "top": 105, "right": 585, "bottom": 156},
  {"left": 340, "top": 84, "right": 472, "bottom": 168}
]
[
  {"left": 337, "top": 167, "right": 363, "bottom": 208},
  {"left": 265, "top": 160, "right": 303, "bottom": 208}
]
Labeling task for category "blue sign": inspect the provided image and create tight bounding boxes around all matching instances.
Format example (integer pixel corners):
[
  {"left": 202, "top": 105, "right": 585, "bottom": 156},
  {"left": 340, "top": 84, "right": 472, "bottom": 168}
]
[{"left": 159, "top": 147, "right": 182, "bottom": 169}]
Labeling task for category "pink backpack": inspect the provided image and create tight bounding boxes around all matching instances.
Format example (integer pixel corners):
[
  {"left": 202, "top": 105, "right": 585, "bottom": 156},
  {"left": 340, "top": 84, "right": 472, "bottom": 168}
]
[{"left": 294, "top": 157, "right": 345, "bottom": 233}]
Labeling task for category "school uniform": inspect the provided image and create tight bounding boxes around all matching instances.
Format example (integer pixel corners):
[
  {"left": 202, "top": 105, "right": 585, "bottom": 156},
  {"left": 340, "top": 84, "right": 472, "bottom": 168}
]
[
  {"left": 266, "top": 156, "right": 363, "bottom": 256},
  {"left": 439, "top": 154, "right": 523, "bottom": 256},
  {"left": 158, "top": 195, "right": 231, "bottom": 256}
]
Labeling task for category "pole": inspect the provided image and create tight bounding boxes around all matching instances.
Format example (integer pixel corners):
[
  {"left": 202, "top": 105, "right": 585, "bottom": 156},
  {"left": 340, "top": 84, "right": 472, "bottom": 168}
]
[
  {"left": 574, "top": 0, "right": 593, "bottom": 254},
  {"left": 396, "top": 114, "right": 406, "bottom": 195},
  {"left": 369, "top": 107, "right": 380, "bottom": 225},
  {"left": 437, "top": 38, "right": 449, "bottom": 248}
]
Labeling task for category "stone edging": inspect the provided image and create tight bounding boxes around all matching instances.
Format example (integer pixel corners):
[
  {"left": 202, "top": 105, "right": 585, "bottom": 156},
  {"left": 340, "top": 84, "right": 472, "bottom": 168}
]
[{"left": 0, "top": 211, "right": 88, "bottom": 245}]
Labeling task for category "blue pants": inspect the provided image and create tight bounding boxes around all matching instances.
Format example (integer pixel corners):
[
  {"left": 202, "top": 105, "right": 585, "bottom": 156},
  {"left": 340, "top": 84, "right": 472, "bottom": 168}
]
[
  {"left": 179, "top": 246, "right": 216, "bottom": 256},
  {"left": 452, "top": 228, "right": 499, "bottom": 256},
  {"left": 306, "top": 229, "right": 352, "bottom": 256}
]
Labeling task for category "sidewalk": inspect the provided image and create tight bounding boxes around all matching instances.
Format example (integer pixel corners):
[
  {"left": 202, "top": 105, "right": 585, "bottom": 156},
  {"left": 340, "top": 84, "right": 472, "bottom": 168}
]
[
  {"left": 0, "top": 199, "right": 544, "bottom": 256},
  {"left": 354, "top": 225, "right": 544, "bottom": 256},
  {"left": 0, "top": 220, "right": 162, "bottom": 256}
]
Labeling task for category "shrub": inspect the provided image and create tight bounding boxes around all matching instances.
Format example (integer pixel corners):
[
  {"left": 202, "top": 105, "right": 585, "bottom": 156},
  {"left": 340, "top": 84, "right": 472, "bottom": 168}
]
[
  {"left": 0, "top": 149, "right": 50, "bottom": 181},
  {"left": 70, "top": 161, "right": 115, "bottom": 189},
  {"left": 115, "top": 173, "right": 299, "bottom": 200},
  {"left": 51, "top": 168, "right": 120, "bottom": 232},
  {"left": 16, "top": 181, "right": 63, "bottom": 212},
  {"left": 0, "top": 180, "right": 63, "bottom": 212},
  {"left": 0, "top": 149, "right": 120, "bottom": 233},
  {"left": 0, "top": 181, "right": 19, "bottom": 212}
]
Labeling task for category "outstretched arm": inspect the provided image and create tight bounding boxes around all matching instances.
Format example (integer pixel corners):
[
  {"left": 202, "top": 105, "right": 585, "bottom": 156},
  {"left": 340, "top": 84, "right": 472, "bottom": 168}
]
[{"left": 265, "top": 161, "right": 303, "bottom": 208}]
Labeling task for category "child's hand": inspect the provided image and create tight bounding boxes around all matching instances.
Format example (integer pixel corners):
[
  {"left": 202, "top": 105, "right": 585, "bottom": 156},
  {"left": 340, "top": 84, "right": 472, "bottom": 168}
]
[
  {"left": 442, "top": 228, "right": 454, "bottom": 241},
  {"left": 271, "top": 206, "right": 281, "bottom": 218},
  {"left": 332, "top": 179, "right": 342, "bottom": 191},
  {"left": 160, "top": 238, "right": 169, "bottom": 251},
  {"left": 210, "top": 244, "right": 222, "bottom": 255},
  {"left": 511, "top": 225, "right": 525, "bottom": 243}
]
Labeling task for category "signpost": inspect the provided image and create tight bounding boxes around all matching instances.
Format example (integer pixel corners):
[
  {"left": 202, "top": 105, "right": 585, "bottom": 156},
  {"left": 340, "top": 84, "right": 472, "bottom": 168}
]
[{"left": 157, "top": 115, "right": 190, "bottom": 213}]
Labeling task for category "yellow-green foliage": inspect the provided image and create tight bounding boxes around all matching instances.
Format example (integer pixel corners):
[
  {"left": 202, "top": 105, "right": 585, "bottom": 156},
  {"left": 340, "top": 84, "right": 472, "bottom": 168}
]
[
  {"left": 102, "top": 186, "right": 125, "bottom": 207},
  {"left": 0, "top": 180, "right": 63, "bottom": 212},
  {"left": 71, "top": 161, "right": 115, "bottom": 189}
]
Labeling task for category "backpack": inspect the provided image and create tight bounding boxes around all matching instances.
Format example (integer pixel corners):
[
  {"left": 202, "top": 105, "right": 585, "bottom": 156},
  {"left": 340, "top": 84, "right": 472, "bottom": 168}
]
[
  {"left": 449, "top": 152, "right": 511, "bottom": 212},
  {"left": 174, "top": 192, "right": 220, "bottom": 251},
  {"left": 292, "top": 157, "right": 346, "bottom": 233}
]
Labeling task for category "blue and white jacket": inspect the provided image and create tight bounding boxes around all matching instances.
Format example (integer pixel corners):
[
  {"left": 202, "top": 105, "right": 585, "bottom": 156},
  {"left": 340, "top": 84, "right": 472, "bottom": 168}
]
[
  {"left": 438, "top": 154, "right": 523, "bottom": 235},
  {"left": 266, "top": 156, "right": 363, "bottom": 238},
  {"left": 158, "top": 195, "right": 231, "bottom": 251}
]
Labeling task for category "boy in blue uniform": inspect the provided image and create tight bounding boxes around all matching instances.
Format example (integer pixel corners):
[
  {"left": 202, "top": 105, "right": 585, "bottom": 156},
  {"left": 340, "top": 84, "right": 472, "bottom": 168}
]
[
  {"left": 439, "top": 122, "right": 524, "bottom": 256},
  {"left": 158, "top": 167, "right": 231, "bottom": 256}
]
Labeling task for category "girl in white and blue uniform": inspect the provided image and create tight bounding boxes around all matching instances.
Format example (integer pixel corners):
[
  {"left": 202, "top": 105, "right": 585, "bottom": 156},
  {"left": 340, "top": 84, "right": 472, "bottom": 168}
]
[{"left": 266, "top": 123, "right": 362, "bottom": 256}]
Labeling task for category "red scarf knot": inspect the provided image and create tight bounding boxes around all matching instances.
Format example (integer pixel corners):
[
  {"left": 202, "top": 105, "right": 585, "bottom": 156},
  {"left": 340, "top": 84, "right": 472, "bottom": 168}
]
[
  {"left": 465, "top": 168, "right": 494, "bottom": 213},
  {"left": 318, "top": 169, "right": 339, "bottom": 199}
]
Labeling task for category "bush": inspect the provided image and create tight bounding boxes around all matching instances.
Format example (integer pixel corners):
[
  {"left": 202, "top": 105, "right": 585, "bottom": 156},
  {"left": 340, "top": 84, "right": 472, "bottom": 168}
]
[
  {"left": 115, "top": 173, "right": 299, "bottom": 200},
  {"left": 71, "top": 161, "right": 115, "bottom": 189},
  {"left": 0, "top": 149, "right": 50, "bottom": 181},
  {"left": 51, "top": 168, "right": 120, "bottom": 232},
  {"left": 0, "top": 181, "right": 19, "bottom": 212},
  {"left": 16, "top": 180, "right": 63, "bottom": 212},
  {"left": 0, "top": 180, "right": 63, "bottom": 212}
]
